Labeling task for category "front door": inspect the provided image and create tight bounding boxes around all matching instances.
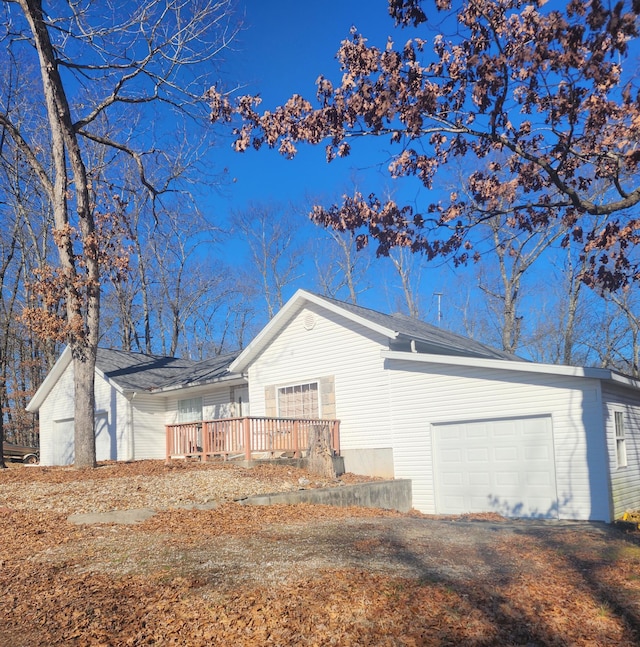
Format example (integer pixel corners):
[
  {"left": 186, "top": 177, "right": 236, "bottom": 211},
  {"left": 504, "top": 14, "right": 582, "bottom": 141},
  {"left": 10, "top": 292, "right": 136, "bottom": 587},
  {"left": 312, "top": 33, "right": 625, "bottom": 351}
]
[{"left": 233, "top": 386, "right": 250, "bottom": 417}]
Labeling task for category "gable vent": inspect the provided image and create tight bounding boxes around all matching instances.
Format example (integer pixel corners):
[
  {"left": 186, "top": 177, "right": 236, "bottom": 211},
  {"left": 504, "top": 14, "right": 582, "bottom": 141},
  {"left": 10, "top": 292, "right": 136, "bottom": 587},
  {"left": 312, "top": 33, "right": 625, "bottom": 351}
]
[{"left": 303, "top": 312, "right": 316, "bottom": 330}]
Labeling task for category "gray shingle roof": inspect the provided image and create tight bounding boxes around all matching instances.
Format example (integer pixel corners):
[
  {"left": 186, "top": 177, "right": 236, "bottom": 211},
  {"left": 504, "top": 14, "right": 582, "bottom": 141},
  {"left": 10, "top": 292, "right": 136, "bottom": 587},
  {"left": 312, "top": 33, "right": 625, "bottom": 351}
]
[
  {"left": 157, "top": 352, "right": 241, "bottom": 389},
  {"left": 96, "top": 348, "right": 240, "bottom": 392},
  {"left": 311, "top": 293, "right": 523, "bottom": 361}
]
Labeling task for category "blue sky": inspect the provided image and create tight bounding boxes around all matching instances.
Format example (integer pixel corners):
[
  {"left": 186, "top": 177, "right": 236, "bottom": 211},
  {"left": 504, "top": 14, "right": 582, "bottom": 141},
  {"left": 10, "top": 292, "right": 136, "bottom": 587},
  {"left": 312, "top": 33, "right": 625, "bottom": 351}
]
[
  {"left": 203, "top": 1, "right": 454, "bottom": 317},
  {"left": 209, "top": 0, "right": 416, "bottom": 213},
  {"left": 188, "top": 1, "right": 640, "bottom": 367}
]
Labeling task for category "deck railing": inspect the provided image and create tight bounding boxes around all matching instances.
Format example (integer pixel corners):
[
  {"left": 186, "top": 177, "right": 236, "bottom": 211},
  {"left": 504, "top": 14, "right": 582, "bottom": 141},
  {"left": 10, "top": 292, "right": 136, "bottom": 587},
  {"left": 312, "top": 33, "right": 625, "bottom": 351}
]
[{"left": 166, "top": 416, "right": 340, "bottom": 462}]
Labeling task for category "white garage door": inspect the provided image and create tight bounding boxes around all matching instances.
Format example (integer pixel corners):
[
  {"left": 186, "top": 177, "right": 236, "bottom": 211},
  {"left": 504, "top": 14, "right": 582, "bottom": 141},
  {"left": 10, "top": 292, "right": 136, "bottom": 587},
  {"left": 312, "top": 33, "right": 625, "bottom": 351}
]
[
  {"left": 51, "top": 413, "right": 112, "bottom": 465},
  {"left": 52, "top": 418, "right": 75, "bottom": 466},
  {"left": 433, "top": 416, "right": 558, "bottom": 519}
]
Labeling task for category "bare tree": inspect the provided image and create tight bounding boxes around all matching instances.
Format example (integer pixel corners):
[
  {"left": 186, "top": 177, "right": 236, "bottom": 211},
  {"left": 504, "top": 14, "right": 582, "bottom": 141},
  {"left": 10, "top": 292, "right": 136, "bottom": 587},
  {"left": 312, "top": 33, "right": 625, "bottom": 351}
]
[
  {"left": 231, "top": 203, "right": 306, "bottom": 319},
  {"left": 313, "top": 228, "right": 370, "bottom": 304},
  {"left": 386, "top": 247, "right": 425, "bottom": 319},
  {"left": 1, "top": 1, "right": 238, "bottom": 466}
]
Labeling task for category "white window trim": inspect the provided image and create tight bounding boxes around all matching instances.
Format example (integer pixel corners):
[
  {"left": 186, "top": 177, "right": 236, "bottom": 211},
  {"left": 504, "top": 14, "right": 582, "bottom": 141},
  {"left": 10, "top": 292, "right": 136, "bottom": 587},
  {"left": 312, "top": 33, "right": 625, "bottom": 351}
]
[
  {"left": 277, "top": 381, "right": 321, "bottom": 419},
  {"left": 614, "top": 410, "right": 627, "bottom": 469}
]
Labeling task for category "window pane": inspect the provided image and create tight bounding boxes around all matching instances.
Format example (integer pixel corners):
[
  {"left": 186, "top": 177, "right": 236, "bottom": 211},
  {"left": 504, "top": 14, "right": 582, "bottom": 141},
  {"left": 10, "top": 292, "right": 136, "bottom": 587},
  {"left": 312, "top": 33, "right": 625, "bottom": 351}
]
[
  {"left": 278, "top": 383, "right": 319, "bottom": 419},
  {"left": 614, "top": 411, "right": 627, "bottom": 468},
  {"left": 178, "top": 397, "right": 203, "bottom": 423}
]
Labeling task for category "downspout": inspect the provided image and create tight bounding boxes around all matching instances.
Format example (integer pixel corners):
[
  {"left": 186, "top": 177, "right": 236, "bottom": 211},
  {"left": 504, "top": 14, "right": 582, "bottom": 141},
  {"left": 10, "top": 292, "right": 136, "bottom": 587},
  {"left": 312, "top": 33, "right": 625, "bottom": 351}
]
[
  {"left": 127, "top": 392, "right": 137, "bottom": 461},
  {"left": 410, "top": 339, "right": 417, "bottom": 353}
]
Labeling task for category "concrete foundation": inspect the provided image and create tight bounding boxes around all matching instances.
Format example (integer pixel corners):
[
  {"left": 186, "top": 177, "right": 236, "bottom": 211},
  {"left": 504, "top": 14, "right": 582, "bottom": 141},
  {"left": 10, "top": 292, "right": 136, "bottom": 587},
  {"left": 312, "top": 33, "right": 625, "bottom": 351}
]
[
  {"left": 341, "top": 447, "right": 395, "bottom": 479},
  {"left": 238, "top": 479, "right": 412, "bottom": 513},
  {"left": 235, "top": 455, "right": 345, "bottom": 475}
]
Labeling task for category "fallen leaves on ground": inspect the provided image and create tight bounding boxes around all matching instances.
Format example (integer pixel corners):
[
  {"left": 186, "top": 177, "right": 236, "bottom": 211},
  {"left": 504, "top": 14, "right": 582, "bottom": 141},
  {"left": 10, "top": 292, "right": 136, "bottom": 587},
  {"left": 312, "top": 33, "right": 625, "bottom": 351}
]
[{"left": 2, "top": 461, "right": 640, "bottom": 646}]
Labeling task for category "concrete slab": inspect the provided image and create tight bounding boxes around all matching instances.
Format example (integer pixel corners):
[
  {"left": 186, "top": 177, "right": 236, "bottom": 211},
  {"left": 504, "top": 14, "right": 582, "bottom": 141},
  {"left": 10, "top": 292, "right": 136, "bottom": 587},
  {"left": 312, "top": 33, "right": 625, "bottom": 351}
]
[{"left": 67, "top": 508, "right": 157, "bottom": 525}]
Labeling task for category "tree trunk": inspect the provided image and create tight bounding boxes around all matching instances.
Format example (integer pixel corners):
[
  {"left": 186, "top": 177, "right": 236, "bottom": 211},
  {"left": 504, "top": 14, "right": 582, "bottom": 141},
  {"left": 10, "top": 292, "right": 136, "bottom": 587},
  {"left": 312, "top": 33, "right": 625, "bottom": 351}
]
[
  {"left": 72, "top": 346, "right": 97, "bottom": 468},
  {"left": 20, "top": 0, "right": 100, "bottom": 468},
  {"left": 305, "top": 424, "right": 336, "bottom": 480}
]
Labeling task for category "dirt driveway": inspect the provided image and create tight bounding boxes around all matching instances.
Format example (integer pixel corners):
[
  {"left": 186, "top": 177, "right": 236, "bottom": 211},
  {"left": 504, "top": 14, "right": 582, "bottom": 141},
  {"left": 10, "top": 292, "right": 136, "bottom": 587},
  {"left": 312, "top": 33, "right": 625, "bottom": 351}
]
[{"left": 2, "top": 461, "right": 640, "bottom": 646}]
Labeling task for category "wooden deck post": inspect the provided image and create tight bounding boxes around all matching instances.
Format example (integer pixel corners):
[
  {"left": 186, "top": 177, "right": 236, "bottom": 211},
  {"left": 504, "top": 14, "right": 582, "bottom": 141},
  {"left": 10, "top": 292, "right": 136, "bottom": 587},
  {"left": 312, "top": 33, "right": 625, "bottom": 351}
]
[
  {"left": 165, "top": 425, "right": 171, "bottom": 462},
  {"left": 201, "top": 422, "right": 209, "bottom": 462},
  {"left": 293, "top": 420, "right": 299, "bottom": 458},
  {"left": 243, "top": 417, "right": 251, "bottom": 461}
]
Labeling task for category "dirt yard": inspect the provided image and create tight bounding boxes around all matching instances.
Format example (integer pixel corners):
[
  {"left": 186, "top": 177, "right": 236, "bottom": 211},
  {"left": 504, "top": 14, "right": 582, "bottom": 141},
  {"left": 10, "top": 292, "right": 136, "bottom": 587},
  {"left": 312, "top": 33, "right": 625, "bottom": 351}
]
[{"left": 2, "top": 460, "right": 640, "bottom": 646}]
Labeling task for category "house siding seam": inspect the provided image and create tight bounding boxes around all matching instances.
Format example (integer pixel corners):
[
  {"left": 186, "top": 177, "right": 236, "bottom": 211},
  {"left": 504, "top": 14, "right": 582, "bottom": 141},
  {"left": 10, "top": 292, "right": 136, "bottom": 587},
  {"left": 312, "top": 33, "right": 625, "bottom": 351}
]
[
  {"left": 601, "top": 382, "right": 640, "bottom": 519},
  {"left": 386, "top": 359, "right": 611, "bottom": 521}
]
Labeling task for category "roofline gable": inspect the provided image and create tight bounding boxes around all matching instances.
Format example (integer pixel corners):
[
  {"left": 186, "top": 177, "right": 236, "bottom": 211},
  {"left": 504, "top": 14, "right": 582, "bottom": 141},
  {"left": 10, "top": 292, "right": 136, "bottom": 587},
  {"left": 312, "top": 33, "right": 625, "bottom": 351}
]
[
  {"left": 26, "top": 346, "right": 73, "bottom": 412},
  {"left": 229, "top": 289, "right": 399, "bottom": 373}
]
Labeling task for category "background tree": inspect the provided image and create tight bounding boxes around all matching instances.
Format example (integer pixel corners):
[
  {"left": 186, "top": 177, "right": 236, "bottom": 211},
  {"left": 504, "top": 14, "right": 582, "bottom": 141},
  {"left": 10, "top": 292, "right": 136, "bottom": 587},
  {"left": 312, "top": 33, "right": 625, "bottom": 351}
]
[
  {"left": 313, "top": 228, "right": 370, "bottom": 304},
  {"left": 231, "top": 203, "right": 306, "bottom": 320},
  {"left": 210, "top": 0, "right": 640, "bottom": 292},
  {"left": 386, "top": 247, "right": 425, "bottom": 318},
  {"left": 2, "top": 0, "right": 238, "bottom": 467}
]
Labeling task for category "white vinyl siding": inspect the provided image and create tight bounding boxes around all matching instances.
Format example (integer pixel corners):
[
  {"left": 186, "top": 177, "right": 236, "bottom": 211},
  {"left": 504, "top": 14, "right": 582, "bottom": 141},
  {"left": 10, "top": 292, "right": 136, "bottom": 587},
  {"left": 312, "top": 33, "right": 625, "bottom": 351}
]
[
  {"left": 39, "top": 362, "right": 135, "bottom": 465},
  {"left": 387, "top": 359, "right": 611, "bottom": 521},
  {"left": 601, "top": 383, "right": 640, "bottom": 519},
  {"left": 246, "top": 303, "right": 393, "bottom": 458},
  {"left": 278, "top": 382, "right": 319, "bottom": 418},
  {"left": 131, "top": 393, "right": 167, "bottom": 460},
  {"left": 39, "top": 362, "right": 75, "bottom": 465},
  {"left": 206, "top": 388, "right": 239, "bottom": 419},
  {"left": 166, "top": 387, "right": 239, "bottom": 425}
]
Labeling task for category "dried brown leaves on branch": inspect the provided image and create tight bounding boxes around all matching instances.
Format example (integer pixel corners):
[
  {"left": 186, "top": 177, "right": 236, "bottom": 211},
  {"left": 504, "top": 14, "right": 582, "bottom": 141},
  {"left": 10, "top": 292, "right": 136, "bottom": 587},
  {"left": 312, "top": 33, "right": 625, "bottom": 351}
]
[{"left": 209, "top": 0, "right": 640, "bottom": 291}]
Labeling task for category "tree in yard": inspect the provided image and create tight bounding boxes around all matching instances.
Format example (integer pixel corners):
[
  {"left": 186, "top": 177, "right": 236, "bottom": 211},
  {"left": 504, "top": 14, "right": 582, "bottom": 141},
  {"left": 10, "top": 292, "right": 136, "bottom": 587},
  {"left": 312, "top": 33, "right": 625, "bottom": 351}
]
[
  {"left": 2, "top": 0, "right": 237, "bottom": 467},
  {"left": 210, "top": 0, "right": 640, "bottom": 293}
]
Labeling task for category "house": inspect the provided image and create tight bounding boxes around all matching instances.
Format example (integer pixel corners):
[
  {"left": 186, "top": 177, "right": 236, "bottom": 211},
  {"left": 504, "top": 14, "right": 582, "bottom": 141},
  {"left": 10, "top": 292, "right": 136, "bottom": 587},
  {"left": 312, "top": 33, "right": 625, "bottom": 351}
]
[
  {"left": 28, "top": 289, "right": 640, "bottom": 522},
  {"left": 27, "top": 348, "right": 247, "bottom": 465}
]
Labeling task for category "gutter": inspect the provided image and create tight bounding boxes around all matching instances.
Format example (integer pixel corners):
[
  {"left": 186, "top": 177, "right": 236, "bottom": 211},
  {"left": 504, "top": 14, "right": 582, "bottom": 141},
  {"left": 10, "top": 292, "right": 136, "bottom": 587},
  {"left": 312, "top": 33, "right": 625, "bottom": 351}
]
[{"left": 381, "top": 350, "right": 618, "bottom": 382}]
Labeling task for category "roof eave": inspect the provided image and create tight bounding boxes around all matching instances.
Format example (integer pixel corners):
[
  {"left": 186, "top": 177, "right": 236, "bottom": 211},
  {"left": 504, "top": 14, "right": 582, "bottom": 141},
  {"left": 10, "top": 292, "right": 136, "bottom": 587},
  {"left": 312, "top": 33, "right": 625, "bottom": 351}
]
[
  {"left": 26, "top": 346, "right": 73, "bottom": 412},
  {"left": 381, "top": 350, "right": 615, "bottom": 381},
  {"left": 150, "top": 372, "right": 247, "bottom": 394}
]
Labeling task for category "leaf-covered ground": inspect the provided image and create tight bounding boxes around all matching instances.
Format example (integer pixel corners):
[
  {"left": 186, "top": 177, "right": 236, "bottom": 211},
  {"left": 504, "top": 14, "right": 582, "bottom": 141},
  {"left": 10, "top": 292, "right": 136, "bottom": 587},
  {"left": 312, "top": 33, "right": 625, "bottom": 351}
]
[{"left": 2, "top": 461, "right": 640, "bottom": 646}]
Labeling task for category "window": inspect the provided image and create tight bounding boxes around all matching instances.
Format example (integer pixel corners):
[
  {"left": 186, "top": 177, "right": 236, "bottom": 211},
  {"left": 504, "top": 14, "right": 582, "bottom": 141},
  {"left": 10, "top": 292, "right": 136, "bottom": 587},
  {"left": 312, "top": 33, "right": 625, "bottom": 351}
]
[
  {"left": 178, "top": 397, "right": 203, "bottom": 423},
  {"left": 278, "top": 382, "right": 319, "bottom": 419},
  {"left": 615, "top": 411, "right": 627, "bottom": 468}
]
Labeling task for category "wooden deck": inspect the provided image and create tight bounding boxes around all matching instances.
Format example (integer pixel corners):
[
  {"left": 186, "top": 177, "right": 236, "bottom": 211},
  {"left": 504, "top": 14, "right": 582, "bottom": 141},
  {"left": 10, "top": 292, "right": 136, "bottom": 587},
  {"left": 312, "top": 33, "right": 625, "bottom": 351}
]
[{"left": 166, "top": 416, "right": 340, "bottom": 462}]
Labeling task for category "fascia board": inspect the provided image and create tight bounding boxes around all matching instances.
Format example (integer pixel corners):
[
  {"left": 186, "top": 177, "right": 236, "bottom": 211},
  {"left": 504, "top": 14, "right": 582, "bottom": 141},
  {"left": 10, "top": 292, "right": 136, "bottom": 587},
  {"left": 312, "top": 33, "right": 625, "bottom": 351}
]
[
  {"left": 230, "top": 289, "right": 398, "bottom": 373},
  {"left": 605, "top": 370, "right": 640, "bottom": 391},
  {"left": 26, "top": 346, "right": 73, "bottom": 412},
  {"left": 150, "top": 374, "right": 247, "bottom": 395},
  {"left": 381, "top": 350, "right": 615, "bottom": 381}
]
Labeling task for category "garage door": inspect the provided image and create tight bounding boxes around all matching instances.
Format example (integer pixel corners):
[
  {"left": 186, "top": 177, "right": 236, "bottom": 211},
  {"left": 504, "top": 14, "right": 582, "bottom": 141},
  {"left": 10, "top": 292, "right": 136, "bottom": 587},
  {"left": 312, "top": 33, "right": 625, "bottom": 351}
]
[
  {"left": 52, "top": 418, "right": 75, "bottom": 466},
  {"left": 433, "top": 416, "right": 558, "bottom": 519},
  {"left": 51, "top": 413, "right": 111, "bottom": 465}
]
